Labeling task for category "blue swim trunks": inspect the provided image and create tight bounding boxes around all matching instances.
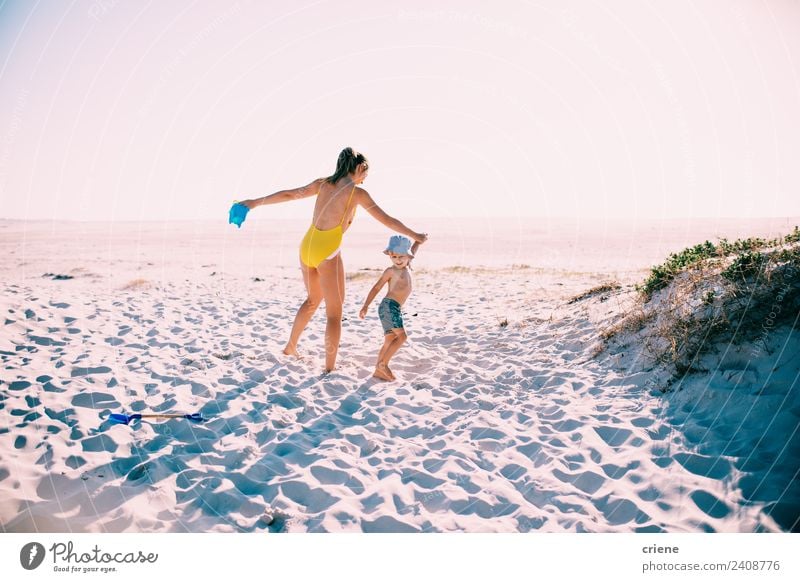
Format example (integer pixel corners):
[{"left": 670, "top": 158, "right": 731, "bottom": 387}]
[{"left": 378, "top": 297, "right": 404, "bottom": 334}]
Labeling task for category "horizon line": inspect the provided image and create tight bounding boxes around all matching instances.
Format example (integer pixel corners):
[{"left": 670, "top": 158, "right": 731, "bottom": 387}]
[{"left": 2, "top": 216, "right": 800, "bottom": 224}]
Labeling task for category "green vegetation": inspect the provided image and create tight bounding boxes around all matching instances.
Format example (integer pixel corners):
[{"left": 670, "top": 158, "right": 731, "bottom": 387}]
[
  {"left": 637, "top": 241, "right": 717, "bottom": 297},
  {"left": 601, "top": 226, "right": 800, "bottom": 383},
  {"left": 721, "top": 250, "right": 768, "bottom": 282},
  {"left": 636, "top": 226, "right": 800, "bottom": 299},
  {"left": 783, "top": 225, "right": 800, "bottom": 244}
]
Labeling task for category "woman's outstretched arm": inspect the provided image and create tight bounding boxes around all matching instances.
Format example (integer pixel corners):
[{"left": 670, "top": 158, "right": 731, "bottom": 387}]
[
  {"left": 241, "top": 178, "right": 323, "bottom": 209},
  {"left": 358, "top": 189, "right": 428, "bottom": 243}
]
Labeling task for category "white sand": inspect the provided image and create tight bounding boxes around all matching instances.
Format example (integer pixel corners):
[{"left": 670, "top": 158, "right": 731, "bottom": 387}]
[{"left": 1, "top": 217, "right": 798, "bottom": 532}]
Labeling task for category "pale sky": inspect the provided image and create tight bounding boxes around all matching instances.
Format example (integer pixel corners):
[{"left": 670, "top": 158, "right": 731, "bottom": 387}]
[{"left": 1, "top": 0, "right": 799, "bottom": 222}]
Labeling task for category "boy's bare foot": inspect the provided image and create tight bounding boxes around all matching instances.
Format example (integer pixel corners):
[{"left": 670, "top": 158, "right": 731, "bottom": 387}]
[
  {"left": 385, "top": 365, "right": 396, "bottom": 381},
  {"left": 372, "top": 363, "right": 393, "bottom": 381}
]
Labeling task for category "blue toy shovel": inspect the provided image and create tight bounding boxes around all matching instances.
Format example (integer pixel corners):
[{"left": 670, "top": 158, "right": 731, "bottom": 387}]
[
  {"left": 228, "top": 201, "right": 249, "bottom": 228},
  {"left": 109, "top": 412, "right": 204, "bottom": 425}
]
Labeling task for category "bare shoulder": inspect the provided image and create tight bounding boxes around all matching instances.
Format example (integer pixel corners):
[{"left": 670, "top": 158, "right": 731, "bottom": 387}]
[
  {"left": 294, "top": 177, "right": 326, "bottom": 199},
  {"left": 354, "top": 186, "right": 374, "bottom": 206},
  {"left": 311, "top": 177, "right": 327, "bottom": 193}
]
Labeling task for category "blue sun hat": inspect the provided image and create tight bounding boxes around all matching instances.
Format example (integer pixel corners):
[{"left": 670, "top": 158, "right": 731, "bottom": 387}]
[
  {"left": 383, "top": 234, "right": 414, "bottom": 257},
  {"left": 228, "top": 201, "right": 249, "bottom": 228}
]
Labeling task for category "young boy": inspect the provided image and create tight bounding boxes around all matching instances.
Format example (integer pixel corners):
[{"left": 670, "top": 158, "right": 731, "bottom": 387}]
[{"left": 359, "top": 234, "right": 422, "bottom": 381}]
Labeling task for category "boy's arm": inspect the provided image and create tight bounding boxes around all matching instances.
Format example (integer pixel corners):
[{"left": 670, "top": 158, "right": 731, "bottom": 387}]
[
  {"left": 407, "top": 241, "right": 423, "bottom": 269},
  {"left": 359, "top": 269, "right": 392, "bottom": 317}
]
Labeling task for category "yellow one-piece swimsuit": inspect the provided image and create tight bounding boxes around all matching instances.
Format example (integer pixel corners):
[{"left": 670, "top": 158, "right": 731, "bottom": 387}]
[{"left": 299, "top": 183, "right": 356, "bottom": 268}]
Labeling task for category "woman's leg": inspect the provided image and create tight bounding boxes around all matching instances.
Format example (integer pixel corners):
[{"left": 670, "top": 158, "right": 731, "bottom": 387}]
[
  {"left": 317, "top": 253, "right": 345, "bottom": 372},
  {"left": 284, "top": 262, "right": 322, "bottom": 356}
]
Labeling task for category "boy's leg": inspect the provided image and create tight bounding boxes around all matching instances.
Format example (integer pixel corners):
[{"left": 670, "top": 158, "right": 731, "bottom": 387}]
[
  {"left": 374, "top": 332, "right": 401, "bottom": 381},
  {"left": 374, "top": 299, "right": 406, "bottom": 380},
  {"left": 382, "top": 328, "right": 407, "bottom": 366},
  {"left": 376, "top": 333, "right": 396, "bottom": 366}
]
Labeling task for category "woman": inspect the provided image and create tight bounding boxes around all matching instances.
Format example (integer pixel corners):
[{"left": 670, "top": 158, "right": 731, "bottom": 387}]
[{"left": 241, "top": 148, "right": 428, "bottom": 373}]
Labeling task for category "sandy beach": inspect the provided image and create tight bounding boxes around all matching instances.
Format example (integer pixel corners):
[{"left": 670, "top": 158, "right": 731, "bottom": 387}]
[{"left": 1, "top": 216, "right": 798, "bottom": 532}]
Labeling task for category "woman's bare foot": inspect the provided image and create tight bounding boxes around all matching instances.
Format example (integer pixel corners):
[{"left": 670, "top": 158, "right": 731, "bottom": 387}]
[
  {"left": 283, "top": 345, "right": 299, "bottom": 357},
  {"left": 373, "top": 363, "right": 394, "bottom": 381}
]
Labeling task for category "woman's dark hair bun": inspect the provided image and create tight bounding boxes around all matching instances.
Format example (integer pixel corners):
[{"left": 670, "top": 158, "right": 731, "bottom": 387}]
[{"left": 328, "top": 147, "right": 368, "bottom": 184}]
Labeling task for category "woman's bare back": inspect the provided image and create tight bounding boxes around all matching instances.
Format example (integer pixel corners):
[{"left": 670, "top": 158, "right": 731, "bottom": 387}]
[{"left": 311, "top": 179, "right": 359, "bottom": 231}]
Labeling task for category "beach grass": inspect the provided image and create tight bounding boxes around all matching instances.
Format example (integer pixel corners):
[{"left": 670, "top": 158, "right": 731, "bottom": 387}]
[{"left": 601, "top": 227, "right": 800, "bottom": 380}]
